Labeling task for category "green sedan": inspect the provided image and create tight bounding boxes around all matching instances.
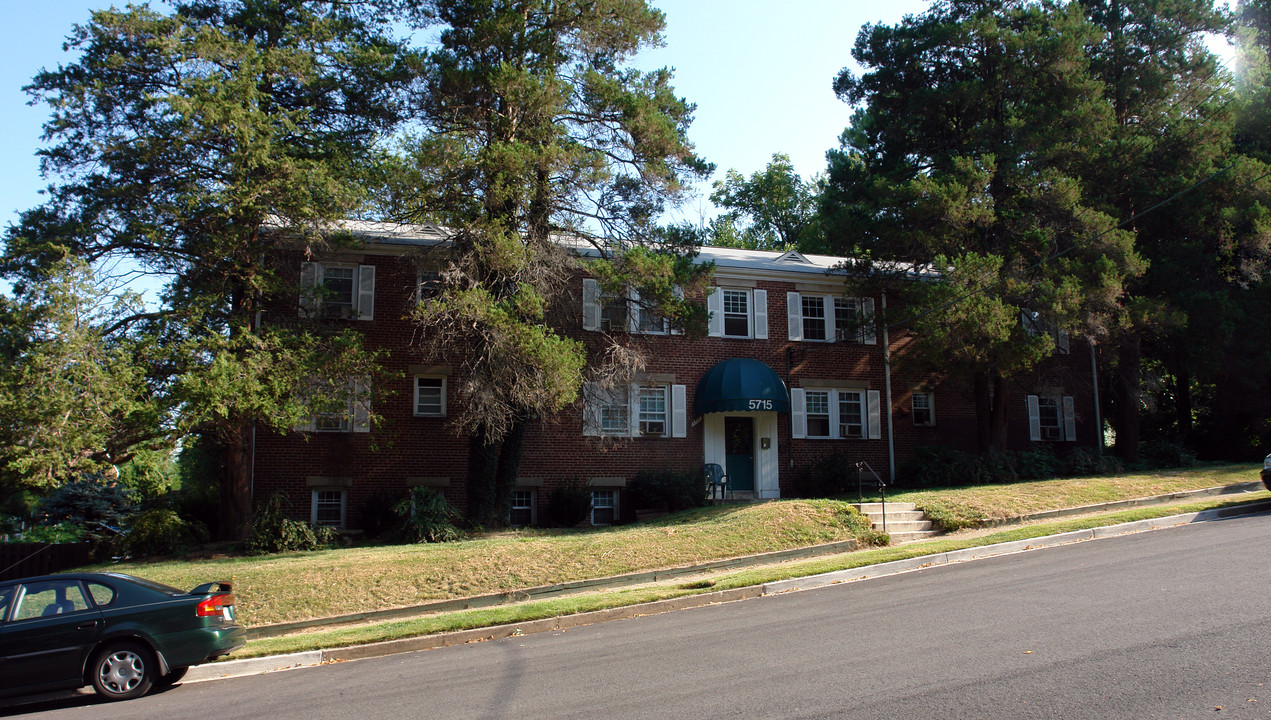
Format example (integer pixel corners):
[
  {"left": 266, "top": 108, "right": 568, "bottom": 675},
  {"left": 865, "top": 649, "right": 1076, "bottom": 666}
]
[{"left": 0, "top": 572, "right": 246, "bottom": 701}]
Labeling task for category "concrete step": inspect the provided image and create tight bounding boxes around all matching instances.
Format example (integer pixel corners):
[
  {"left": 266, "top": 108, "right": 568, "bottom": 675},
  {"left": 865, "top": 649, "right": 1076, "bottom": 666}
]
[
  {"left": 871, "top": 519, "right": 933, "bottom": 533},
  {"left": 860, "top": 510, "right": 926, "bottom": 523},
  {"left": 854, "top": 502, "right": 916, "bottom": 513}
]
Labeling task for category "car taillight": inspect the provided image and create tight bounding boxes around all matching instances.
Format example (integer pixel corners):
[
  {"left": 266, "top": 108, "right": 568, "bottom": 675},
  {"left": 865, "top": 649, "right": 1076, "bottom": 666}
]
[{"left": 196, "top": 593, "right": 236, "bottom": 617}]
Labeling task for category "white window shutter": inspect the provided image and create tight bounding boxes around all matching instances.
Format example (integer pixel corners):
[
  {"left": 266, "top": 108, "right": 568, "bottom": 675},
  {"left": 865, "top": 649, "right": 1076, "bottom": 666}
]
[
  {"left": 824, "top": 294, "right": 836, "bottom": 341},
  {"left": 582, "top": 279, "right": 600, "bottom": 331},
  {"left": 356, "top": 265, "right": 376, "bottom": 321},
  {"left": 753, "top": 289, "right": 768, "bottom": 339},
  {"left": 828, "top": 389, "right": 842, "bottom": 439},
  {"left": 867, "top": 390, "right": 882, "bottom": 440},
  {"left": 671, "top": 286, "right": 684, "bottom": 335},
  {"left": 1056, "top": 329, "right": 1070, "bottom": 354},
  {"left": 627, "top": 288, "right": 640, "bottom": 334},
  {"left": 1062, "top": 395, "right": 1076, "bottom": 441},
  {"left": 628, "top": 383, "right": 640, "bottom": 437},
  {"left": 707, "top": 287, "right": 723, "bottom": 337},
  {"left": 582, "top": 382, "right": 601, "bottom": 436},
  {"left": 672, "top": 384, "right": 687, "bottom": 438},
  {"left": 791, "top": 388, "right": 807, "bottom": 439},
  {"left": 1027, "top": 395, "right": 1042, "bottom": 442},
  {"left": 352, "top": 377, "right": 371, "bottom": 433},
  {"left": 861, "top": 297, "right": 877, "bottom": 345},
  {"left": 299, "top": 262, "right": 318, "bottom": 317},
  {"left": 787, "top": 292, "right": 802, "bottom": 341}
]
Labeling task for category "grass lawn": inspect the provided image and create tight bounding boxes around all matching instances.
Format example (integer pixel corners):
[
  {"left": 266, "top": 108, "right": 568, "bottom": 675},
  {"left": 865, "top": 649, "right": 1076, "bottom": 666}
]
[{"left": 102, "top": 463, "right": 1263, "bottom": 633}]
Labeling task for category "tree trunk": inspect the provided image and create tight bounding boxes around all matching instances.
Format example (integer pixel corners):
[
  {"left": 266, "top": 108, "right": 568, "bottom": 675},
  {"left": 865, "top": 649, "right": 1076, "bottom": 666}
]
[
  {"left": 492, "top": 417, "right": 528, "bottom": 525},
  {"left": 465, "top": 431, "right": 499, "bottom": 526},
  {"left": 1114, "top": 332, "right": 1141, "bottom": 462},
  {"left": 973, "top": 373, "right": 992, "bottom": 453},
  {"left": 1174, "top": 366, "right": 1193, "bottom": 443},
  {"left": 219, "top": 418, "right": 253, "bottom": 541},
  {"left": 989, "top": 373, "right": 1008, "bottom": 451}
]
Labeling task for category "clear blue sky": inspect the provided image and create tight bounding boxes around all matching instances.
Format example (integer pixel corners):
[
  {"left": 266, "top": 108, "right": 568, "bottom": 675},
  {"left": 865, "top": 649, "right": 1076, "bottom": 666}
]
[{"left": 0, "top": 0, "right": 934, "bottom": 229}]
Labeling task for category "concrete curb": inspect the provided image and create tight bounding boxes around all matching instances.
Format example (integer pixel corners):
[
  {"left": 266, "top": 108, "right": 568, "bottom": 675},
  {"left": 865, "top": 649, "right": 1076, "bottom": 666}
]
[{"left": 183, "top": 492, "right": 1271, "bottom": 685}]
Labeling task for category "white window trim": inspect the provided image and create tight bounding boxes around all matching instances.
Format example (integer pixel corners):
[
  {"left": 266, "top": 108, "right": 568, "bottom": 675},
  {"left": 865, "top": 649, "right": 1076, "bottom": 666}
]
[
  {"left": 311, "top": 489, "right": 347, "bottom": 528},
  {"left": 300, "top": 261, "right": 375, "bottom": 321},
  {"left": 788, "top": 292, "right": 876, "bottom": 344},
  {"left": 912, "top": 391, "right": 936, "bottom": 427},
  {"left": 414, "top": 376, "right": 447, "bottom": 417},
  {"left": 591, "top": 489, "right": 617, "bottom": 526},
  {"left": 583, "top": 382, "right": 687, "bottom": 438},
  {"left": 1027, "top": 394, "right": 1076, "bottom": 442},
  {"left": 790, "top": 387, "right": 882, "bottom": 440},
  {"left": 709, "top": 287, "right": 768, "bottom": 340}
]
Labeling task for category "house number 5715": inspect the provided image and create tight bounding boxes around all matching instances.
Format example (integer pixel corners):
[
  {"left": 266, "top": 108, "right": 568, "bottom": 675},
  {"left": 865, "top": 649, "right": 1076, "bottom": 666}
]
[{"left": 748, "top": 399, "right": 773, "bottom": 410}]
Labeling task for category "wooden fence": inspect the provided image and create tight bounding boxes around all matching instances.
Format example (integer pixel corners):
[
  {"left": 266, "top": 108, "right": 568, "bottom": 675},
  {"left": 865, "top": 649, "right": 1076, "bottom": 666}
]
[{"left": 0, "top": 542, "right": 93, "bottom": 581}]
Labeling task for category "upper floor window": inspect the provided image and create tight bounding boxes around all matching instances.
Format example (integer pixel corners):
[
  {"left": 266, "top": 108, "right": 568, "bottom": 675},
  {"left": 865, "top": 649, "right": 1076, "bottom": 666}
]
[
  {"left": 300, "top": 262, "right": 375, "bottom": 321},
  {"left": 415, "top": 376, "right": 447, "bottom": 417},
  {"left": 790, "top": 387, "right": 882, "bottom": 440},
  {"left": 786, "top": 292, "right": 876, "bottom": 344},
  {"left": 1020, "top": 310, "right": 1070, "bottom": 354},
  {"left": 582, "top": 278, "right": 677, "bottom": 335},
  {"left": 707, "top": 287, "right": 768, "bottom": 339}
]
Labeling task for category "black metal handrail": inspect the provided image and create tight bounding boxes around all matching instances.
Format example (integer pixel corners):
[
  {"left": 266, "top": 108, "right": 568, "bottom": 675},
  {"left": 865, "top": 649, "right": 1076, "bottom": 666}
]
[{"left": 855, "top": 460, "right": 887, "bottom": 534}]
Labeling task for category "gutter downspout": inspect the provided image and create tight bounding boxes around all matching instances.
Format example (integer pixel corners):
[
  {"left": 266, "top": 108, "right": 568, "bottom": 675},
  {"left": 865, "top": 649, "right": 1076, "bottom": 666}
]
[{"left": 882, "top": 290, "right": 896, "bottom": 481}]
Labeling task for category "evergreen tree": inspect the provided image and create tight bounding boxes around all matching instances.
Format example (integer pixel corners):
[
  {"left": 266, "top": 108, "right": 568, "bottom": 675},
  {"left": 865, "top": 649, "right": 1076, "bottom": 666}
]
[
  {"left": 5, "top": 0, "right": 414, "bottom": 538},
  {"left": 394, "top": 0, "right": 712, "bottom": 526},
  {"left": 822, "top": 0, "right": 1142, "bottom": 451}
]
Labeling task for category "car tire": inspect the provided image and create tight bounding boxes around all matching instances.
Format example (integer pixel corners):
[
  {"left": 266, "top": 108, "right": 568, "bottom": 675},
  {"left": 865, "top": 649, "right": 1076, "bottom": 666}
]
[
  {"left": 156, "top": 666, "right": 188, "bottom": 687},
  {"left": 90, "top": 641, "right": 155, "bottom": 701}
]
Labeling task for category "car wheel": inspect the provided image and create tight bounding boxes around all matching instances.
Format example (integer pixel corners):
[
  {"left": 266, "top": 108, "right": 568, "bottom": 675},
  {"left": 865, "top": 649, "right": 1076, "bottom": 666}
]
[
  {"left": 156, "top": 666, "right": 188, "bottom": 686},
  {"left": 90, "top": 642, "right": 154, "bottom": 700}
]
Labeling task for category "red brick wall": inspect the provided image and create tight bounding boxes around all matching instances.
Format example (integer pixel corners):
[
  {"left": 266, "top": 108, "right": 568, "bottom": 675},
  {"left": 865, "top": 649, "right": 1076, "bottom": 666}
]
[{"left": 253, "top": 250, "right": 1101, "bottom": 527}]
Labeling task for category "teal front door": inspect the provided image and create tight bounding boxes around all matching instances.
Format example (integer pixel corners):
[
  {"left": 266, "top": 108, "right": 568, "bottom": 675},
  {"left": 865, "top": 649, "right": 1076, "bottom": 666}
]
[{"left": 724, "top": 417, "right": 754, "bottom": 492}]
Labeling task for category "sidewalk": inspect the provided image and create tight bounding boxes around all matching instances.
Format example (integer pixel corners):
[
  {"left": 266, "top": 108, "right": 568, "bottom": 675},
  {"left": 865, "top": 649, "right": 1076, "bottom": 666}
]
[{"left": 184, "top": 484, "right": 1270, "bottom": 684}]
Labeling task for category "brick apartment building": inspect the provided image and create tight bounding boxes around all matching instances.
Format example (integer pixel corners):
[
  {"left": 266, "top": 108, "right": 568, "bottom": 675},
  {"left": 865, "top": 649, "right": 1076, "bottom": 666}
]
[{"left": 252, "top": 222, "right": 1098, "bottom": 529}]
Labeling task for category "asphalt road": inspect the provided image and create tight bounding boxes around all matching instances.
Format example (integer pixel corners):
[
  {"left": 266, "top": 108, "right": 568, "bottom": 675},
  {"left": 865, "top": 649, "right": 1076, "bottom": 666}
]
[{"left": 7, "top": 511, "right": 1270, "bottom": 719}]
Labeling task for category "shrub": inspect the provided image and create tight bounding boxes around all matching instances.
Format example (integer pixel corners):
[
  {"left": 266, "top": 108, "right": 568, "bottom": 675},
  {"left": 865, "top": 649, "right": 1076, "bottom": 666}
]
[
  {"left": 121, "top": 508, "right": 209, "bottom": 558},
  {"left": 546, "top": 478, "right": 592, "bottom": 527},
  {"left": 1136, "top": 440, "right": 1197, "bottom": 469},
  {"left": 898, "top": 446, "right": 979, "bottom": 488},
  {"left": 390, "top": 488, "right": 463, "bottom": 543},
  {"left": 1060, "top": 447, "right": 1123, "bottom": 477},
  {"left": 247, "top": 492, "right": 334, "bottom": 554},
  {"left": 37, "top": 476, "right": 136, "bottom": 532},
  {"left": 629, "top": 469, "right": 707, "bottom": 512},
  {"left": 357, "top": 492, "right": 402, "bottom": 539}
]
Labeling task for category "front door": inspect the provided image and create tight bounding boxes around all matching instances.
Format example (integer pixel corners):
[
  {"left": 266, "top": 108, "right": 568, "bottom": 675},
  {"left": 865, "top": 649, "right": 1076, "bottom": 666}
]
[{"left": 724, "top": 417, "right": 754, "bottom": 492}]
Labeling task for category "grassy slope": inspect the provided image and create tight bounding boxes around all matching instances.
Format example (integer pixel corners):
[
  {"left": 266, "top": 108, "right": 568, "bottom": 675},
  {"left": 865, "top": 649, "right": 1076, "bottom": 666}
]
[{"left": 104, "top": 464, "right": 1262, "bottom": 629}]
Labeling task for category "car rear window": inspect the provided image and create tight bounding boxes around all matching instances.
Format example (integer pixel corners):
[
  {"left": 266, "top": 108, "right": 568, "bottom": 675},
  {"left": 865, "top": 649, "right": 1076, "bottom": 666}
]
[{"left": 86, "top": 582, "right": 117, "bottom": 607}]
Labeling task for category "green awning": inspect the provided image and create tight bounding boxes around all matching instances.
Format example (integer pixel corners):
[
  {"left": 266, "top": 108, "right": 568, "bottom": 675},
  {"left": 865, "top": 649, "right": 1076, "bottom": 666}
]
[{"left": 694, "top": 358, "right": 790, "bottom": 416}]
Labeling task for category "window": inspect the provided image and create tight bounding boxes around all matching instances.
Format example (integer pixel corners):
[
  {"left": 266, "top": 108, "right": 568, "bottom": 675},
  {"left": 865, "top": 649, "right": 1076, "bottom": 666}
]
[
  {"left": 510, "top": 490, "right": 535, "bottom": 526},
  {"left": 912, "top": 392, "right": 935, "bottom": 426},
  {"left": 312, "top": 490, "right": 346, "bottom": 528},
  {"left": 801, "top": 295, "right": 827, "bottom": 341},
  {"left": 708, "top": 287, "right": 768, "bottom": 339},
  {"left": 638, "top": 386, "right": 668, "bottom": 435},
  {"left": 417, "top": 270, "right": 442, "bottom": 299},
  {"left": 805, "top": 390, "right": 831, "bottom": 438},
  {"left": 583, "top": 382, "right": 686, "bottom": 438},
  {"left": 791, "top": 387, "right": 882, "bottom": 440},
  {"left": 838, "top": 390, "right": 865, "bottom": 439},
  {"left": 637, "top": 303, "right": 668, "bottom": 334},
  {"left": 1027, "top": 394, "right": 1075, "bottom": 442},
  {"left": 723, "top": 289, "right": 750, "bottom": 337},
  {"left": 1021, "top": 310, "right": 1070, "bottom": 354},
  {"left": 787, "top": 292, "right": 876, "bottom": 344},
  {"left": 12, "top": 580, "right": 90, "bottom": 621},
  {"left": 322, "top": 266, "right": 355, "bottom": 310},
  {"left": 309, "top": 377, "right": 371, "bottom": 434},
  {"left": 600, "top": 292, "right": 628, "bottom": 333},
  {"left": 300, "top": 262, "right": 375, "bottom": 321},
  {"left": 415, "top": 377, "right": 447, "bottom": 417},
  {"left": 591, "top": 490, "right": 616, "bottom": 525}
]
